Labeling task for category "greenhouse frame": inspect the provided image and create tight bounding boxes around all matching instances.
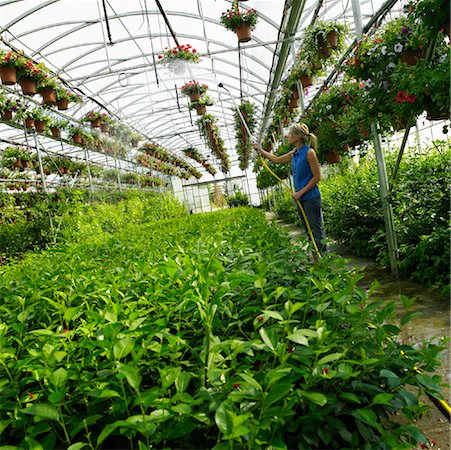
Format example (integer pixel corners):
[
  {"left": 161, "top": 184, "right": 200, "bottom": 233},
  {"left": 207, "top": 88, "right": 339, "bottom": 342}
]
[{"left": 0, "top": 0, "right": 449, "bottom": 449}]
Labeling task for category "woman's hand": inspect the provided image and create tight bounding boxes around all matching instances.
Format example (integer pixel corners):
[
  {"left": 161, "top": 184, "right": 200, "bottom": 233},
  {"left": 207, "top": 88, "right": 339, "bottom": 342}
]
[
  {"left": 252, "top": 143, "right": 263, "bottom": 153},
  {"left": 292, "top": 190, "right": 304, "bottom": 201}
]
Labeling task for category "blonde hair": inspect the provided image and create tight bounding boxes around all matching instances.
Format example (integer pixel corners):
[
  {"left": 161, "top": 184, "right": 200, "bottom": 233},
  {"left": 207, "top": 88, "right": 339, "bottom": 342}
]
[{"left": 290, "top": 123, "right": 318, "bottom": 151}]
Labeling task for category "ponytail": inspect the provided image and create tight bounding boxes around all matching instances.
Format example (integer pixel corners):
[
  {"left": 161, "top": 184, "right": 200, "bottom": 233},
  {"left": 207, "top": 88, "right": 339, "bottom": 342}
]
[{"left": 309, "top": 132, "right": 318, "bottom": 151}]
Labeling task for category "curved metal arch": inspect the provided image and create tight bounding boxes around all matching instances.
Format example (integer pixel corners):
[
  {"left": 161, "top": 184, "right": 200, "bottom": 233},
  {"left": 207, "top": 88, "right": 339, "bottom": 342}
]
[
  {"left": 2, "top": 0, "right": 59, "bottom": 32},
  {"left": 13, "top": 8, "right": 279, "bottom": 64}
]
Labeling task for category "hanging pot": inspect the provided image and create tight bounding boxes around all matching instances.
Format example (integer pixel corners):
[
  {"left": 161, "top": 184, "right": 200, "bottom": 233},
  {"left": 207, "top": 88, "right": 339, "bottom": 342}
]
[
  {"left": 40, "top": 89, "right": 57, "bottom": 105},
  {"left": 358, "top": 120, "right": 370, "bottom": 139},
  {"left": 195, "top": 104, "right": 206, "bottom": 115},
  {"left": 318, "top": 31, "right": 338, "bottom": 57},
  {"left": 426, "top": 106, "right": 449, "bottom": 121},
  {"left": 308, "top": 58, "right": 322, "bottom": 71},
  {"left": 299, "top": 74, "right": 312, "bottom": 88},
  {"left": 100, "top": 122, "right": 110, "bottom": 132},
  {"left": 392, "top": 116, "right": 408, "bottom": 131},
  {"left": 56, "top": 98, "right": 69, "bottom": 110},
  {"left": 24, "top": 117, "right": 35, "bottom": 129},
  {"left": 72, "top": 133, "right": 82, "bottom": 144},
  {"left": 1, "top": 109, "right": 13, "bottom": 121},
  {"left": 236, "top": 23, "right": 252, "bottom": 43},
  {"left": 50, "top": 126, "right": 61, "bottom": 138},
  {"left": 0, "top": 66, "right": 17, "bottom": 85},
  {"left": 35, "top": 120, "right": 46, "bottom": 132},
  {"left": 399, "top": 48, "right": 426, "bottom": 66},
  {"left": 289, "top": 94, "right": 298, "bottom": 111},
  {"left": 188, "top": 92, "right": 200, "bottom": 102},
  {"left": 18, "top": 78, "right": 37, "bottom": 96},
  {"left": 90, "top": 117, "right": 101, "bottom": 127},
  {"left": 325, "top": 150, "right": 341, "bottom": 164}
]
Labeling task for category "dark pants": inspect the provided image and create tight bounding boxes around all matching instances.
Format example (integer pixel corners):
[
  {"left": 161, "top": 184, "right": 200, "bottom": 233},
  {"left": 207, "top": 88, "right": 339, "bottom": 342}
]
[{"left": 294, "top": 196, "right": 327, "bottom": 252}]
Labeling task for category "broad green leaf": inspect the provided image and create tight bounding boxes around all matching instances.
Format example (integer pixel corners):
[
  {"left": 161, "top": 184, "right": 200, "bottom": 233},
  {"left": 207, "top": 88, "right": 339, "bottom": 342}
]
[
  {"left": 315, "top": 302, "right": 330, "bottom": 313},
  {"left": 254, "top": 278, "right": 267, "bottom": 289},
  {"left": 67, "top": 444, "right": 88, "bottom": 450},
  {"left": 113, "top": 337, "right": 135, "bottom": 360},
  {"left": 48, "top": 390, "right": 66, "bottom": 404},
  {"left": 20, "top": 404, "right": 60, "bottom": 420},
  {"left": 24, "top": 438, "right": 43, "bottom": 450},
  {"left": 287, "top": 331, "right": 309, "bottom": 346},
  {"left": 64, "top": 306, "right": 82, "bottom": 323},
  {"left": 175, "top": 371, "right": 191, "bottom": 393},
  {"left": 117, "top": 363, "right": 141, "bottom": 390},
  {"left": 172, "top": 403, "right": 192, "bottom": 415},
  {"left": 265, "top": 383, "right": 292, "bottom": 407},
  {"left": 149, "top": 409, "right": 172, "bottom": 422},
  {"left": 398, "top": 390, "right": 419, "bottom": 407},
  {"left": 239, "top": 373, "right": 263, "bottom": 392},
  {"left": 262, "top": 310, "right": 284, "bottom": 321},
  {"left": 51, "top": 367, "right": 68, "bottom": 390},
  {"left": 88, "top": 389, "right": 121, "bottom": 399},
  {"left": 400, "top": 311, "right": 423, "bottom": 326},
  {"left": 259, "top": 327, "right": 278, "bottom": 351},
  {"left": 317, "top": 352, "right": 344, "bottom": 366},
  {"left": 345, "top": 304, "right": 361, "bottom": 314},
  {"left": 299, "top": 390, "right": 327, "bottom": 406},
  {"left": 371, "top": 393, "right": 394, "bottom": 406},
  {"left": 214, "top": 401, "right": 251, "bottom": 439},
  {"left": 339, "top": 392, "right": 361, "bottom": 404},
  {"left": 351, "top": 408, "right": 383, "bottom": 433}
]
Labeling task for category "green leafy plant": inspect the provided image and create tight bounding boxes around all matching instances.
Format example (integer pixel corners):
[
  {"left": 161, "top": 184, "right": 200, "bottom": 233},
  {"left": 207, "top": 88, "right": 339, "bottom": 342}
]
[
  {"left": 234, "top": 100, "right": 256, "bottom": 170},
  {"left": 0, "top": 49, "right": 23, "bottom": 68},
  {"left": 180, "top": 80, "right": 208, "bottom": 96},
  {"left": 303, "top": 20, "right": 349, "bottom": 60}
]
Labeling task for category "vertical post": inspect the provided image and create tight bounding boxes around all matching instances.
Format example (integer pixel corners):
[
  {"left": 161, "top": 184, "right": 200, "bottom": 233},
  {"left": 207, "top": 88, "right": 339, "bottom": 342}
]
[
  {"left": 115, "top": 158, "right": 122, "bottom": 192},
  {"left": 85, "top": 149, "right": 93, "bottom": 193},
  {"left": 33, "top": 133, "right": 47, "bottom": 192},
  {"left": 290, "top": 39, "right": 305, "bottom": 113},
  {"left": 352, "top": 0, "right": 399, "bottom": 277},
  {"left": 414, "top": 120, "right": 422, "bottom": 153},
  {"left": 371, "top": 122, "right": 399, "bottom": 277}
]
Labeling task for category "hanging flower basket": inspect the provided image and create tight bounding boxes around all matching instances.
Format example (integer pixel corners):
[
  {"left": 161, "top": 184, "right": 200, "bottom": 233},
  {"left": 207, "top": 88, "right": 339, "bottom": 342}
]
[
  {"left": 158, "top": 44, "right": 200, "bottom": 74},
  {"left": 56, "top": 98, "right": 69, "bottom": 110},
  {"left": 18, "top": 78, "right": 36, "bottom": 96},
  {"left": 24, "top": 118, "right": 35, "bottom": 129},
  {"left": 325, "top": 150, "right": 342, "bottom": 164},
  {"left": 181, "top": 80, "right": 208, "bottom": 102},
  {"left": 40, "top": 89, "right": 57, "bottom": 105},
  {"left": 1, "top": 109, "right": 13, "bottom": 121},
  {"left": 50, "top": 126, "right": 61, "bottom": 138},
  {"left": 0, "top": 66, "right": 16, "bottom": 85},
  {"left": 196, "top": 104, "right": 207, "bottom": 115},
  {"left": 299, "top": 74, "right": 313, "bottom": 88},
  {"left": 220, "top": 3, "right": 259, "bottom": 43},
  {"left": 399, "top": 48, "right": 426, "bottom": 66},
  {"left": 34, "top": 120, "right": 46, "bottom": 132},
  {"left": 72, "top": 133, "right": 82, "bottom": 144}
]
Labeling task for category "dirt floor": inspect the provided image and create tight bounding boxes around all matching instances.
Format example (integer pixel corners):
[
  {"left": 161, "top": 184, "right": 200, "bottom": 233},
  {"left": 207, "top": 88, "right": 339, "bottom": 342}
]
[{"left": 272, "top": 215, "right": 450, "bottom": 449}]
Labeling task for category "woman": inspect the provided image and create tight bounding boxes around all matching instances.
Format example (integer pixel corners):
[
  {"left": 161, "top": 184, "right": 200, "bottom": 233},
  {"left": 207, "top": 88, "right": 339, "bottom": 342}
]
[{"left": 252, "top": 122, "right": 327, "bottom": 255}]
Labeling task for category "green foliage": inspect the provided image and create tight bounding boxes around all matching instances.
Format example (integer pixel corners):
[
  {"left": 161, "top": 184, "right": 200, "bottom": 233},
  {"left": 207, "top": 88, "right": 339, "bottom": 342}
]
[
  {"left": 321, "top": 143, "right": 450, "bottom": 290},
  {"left": 225, "top": 190, "right": 250, "bottom": 207},
  {"left": 0, "top": 207, "right": 445, "bottom": 449}
]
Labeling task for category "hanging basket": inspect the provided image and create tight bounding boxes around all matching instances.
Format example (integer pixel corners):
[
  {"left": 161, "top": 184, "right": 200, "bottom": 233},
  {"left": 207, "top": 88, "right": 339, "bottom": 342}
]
[
  {"left": 100, "top": 122, "right": 110, "bottom": 133},
  {"left": 72, "top": 133, "right": 82, "bottom": 144},
  {"left": 399, "top": 48, "right": 426, "bottom": 66},
  {"left": 426, "top": 106, "right": 449, "bottom": 121},
  {"left": 1, "top": 109, "right": 13, "bottom": 121},
  {"left": 24, "top": 118, "right": 35, "bottom": 129},
  {"left": 195, "top": 104, "right": 206, "bottom": 115},
  {"left": 90, "top": 117, "right": 101, "bottom": 128},
  {"left": 18, "top": 78, "right": 37, "bottom": 96},
  {"left": 358, "top": 120, "right": 370, "bottom": 139},
  {"left": 188, "top": 92, "right": 201, "bottom": 102},
  {"left": 35, "top": 120, "right": 46, "bottom": 132},
  {"left": 289, "top": 94, "right": 298, "bottom": 111},
  {"left": 40, "top": 89, "right": 57, "bottom": 105},
  {"left": 50, "top": 126, "right": 61, "bottom": 138},
  {"left": 56, "top": 98, "right": 69, "bottom": 110},
  {"left": 325, "top": 150, "right": 342, "bottom": 164},
  {"left": 0, "top": 66, "right": 17, "bottom": 85},
  {"left": 299, "top": 74, "right": 312, "bottom": 88},
  {"left": 392, "top": 116, "right": 408, "bottom": 131},
  {"left": 236, "top": 23, "right": 252, "bottom": 43},
  {"left": 318, "top": 31, "right": 338, "bottom": 57}
]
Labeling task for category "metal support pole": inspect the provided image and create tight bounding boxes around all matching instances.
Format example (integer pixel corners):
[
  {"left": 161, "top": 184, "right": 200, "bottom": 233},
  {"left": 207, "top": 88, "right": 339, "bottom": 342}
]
[
  {"left": 352, "top": 0, "right": 398, "bottom": 277},
  {"left": 33, "top": 133, "right": 47, "bottom": 193},
  {"left": 290, "top": 38, "right": 305, "bottom": 114},
  {"left": 85, "top": 149, "right": 93, "bottom": 193},
  {"left": 114, "top": 158, "right": 122, "bottom": 192},
  {"left": 371, "top": 122, "right": 399, "bottom": 277},
  {"left": 414, "top": 120, "right": 422, "bottom": 153}
]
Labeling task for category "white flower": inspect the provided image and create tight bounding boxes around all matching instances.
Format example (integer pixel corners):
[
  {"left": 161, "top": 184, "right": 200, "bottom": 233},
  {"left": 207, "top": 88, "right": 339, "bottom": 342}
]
[
  {"left": 326, "top": 104, "right": 332, "bottom": 110},
  {"left": 364, "top": 78, "right": 374, "bottom": 88},
  {"left": 394, "top": 43, "right": 403, "bottom": 53},
  {"left": 381, "top": 46, "right": 387, "bottom": 55},
  {"left": 387, "top": 62, "right": 396, "bottom": 69}
]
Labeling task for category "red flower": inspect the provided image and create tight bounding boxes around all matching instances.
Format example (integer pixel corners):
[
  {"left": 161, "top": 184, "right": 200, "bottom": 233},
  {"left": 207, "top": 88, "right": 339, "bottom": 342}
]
[
  {"left": 321, "top": 368, "right": 329, "bottom": 374},
  {"left": 29, "top": 393, "right": 34, "bottom": 398},
  {"left": 420, "top": 444, "right": 427, "bottom": 449},
  {"left": 232, "top": 383, "right": 241, "bottom": 388},
  {"left": 192, "top": 49, "right": 197, "bottom": 53},
  {"left": 257, "top": 317, "right": 263, "bottom": 321},
  {"left": 63, "top": 329, "right": 68, "bottom": 332},
  {"left": 158, "top": 55, "right": 163, "bottom": 59},
  {"left": 287, "top": 348, "right": 294, "bottom": 353},
  {"left": 172, "top": 49, "right": 178, "bottom": 54}
]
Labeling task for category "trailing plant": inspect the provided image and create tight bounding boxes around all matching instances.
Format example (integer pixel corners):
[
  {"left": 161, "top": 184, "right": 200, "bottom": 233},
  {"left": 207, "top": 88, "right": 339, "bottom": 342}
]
[
  {"left": 303, "top": 20, "right": 349, "bottom": 60},
  {"left": 234, "top": 100, "right": 256, "bottom": 170}
]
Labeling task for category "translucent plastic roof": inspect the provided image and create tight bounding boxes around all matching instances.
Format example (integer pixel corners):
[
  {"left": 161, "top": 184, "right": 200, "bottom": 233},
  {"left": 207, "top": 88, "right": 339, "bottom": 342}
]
[{"left": 0, "top": 0, "right": 397, "bottom": 177}]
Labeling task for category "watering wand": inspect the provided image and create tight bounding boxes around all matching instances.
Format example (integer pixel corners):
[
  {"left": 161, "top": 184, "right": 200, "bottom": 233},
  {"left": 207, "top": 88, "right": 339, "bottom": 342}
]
[{"left": 218, "top": 82, "right": 322, "bottom": 260}]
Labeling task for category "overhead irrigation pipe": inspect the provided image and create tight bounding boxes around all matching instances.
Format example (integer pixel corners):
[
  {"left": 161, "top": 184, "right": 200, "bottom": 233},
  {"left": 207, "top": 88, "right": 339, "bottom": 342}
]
[{"left": 218, "top": 83, "right": 321, "bottom": 260}]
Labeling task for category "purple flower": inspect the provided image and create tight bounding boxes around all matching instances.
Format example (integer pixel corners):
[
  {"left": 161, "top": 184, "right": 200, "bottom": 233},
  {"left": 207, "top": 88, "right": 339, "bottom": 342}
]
[{"left": 401, "top": 27, "right": 409, "bottom": 34}]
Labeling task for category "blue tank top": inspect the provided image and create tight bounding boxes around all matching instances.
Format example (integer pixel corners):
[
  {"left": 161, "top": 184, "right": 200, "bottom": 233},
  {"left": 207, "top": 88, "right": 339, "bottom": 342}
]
[{"left": 292, "top": 144, "right": 320, "bottom": 201}]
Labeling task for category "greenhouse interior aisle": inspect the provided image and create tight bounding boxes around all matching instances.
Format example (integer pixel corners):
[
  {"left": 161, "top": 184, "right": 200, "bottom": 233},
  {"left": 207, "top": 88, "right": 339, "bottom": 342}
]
[{"left": 0, "top": 0, "right": 449, "bottom": 449}]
